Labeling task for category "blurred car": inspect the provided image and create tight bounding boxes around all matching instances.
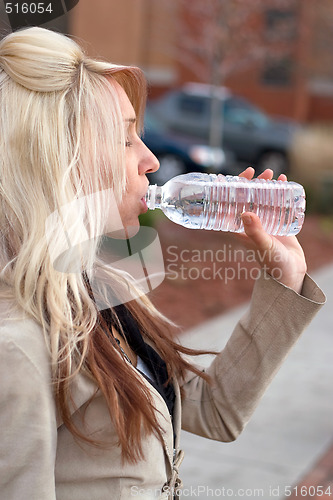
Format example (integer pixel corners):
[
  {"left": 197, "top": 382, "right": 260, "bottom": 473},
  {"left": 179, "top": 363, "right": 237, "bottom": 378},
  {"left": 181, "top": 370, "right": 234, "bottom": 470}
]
[
  {"left": 143, "top": 109, "right": 233, "bottom": 185},
  {"left": 149, "top": 83, "right": 299, "bottom": 176}
]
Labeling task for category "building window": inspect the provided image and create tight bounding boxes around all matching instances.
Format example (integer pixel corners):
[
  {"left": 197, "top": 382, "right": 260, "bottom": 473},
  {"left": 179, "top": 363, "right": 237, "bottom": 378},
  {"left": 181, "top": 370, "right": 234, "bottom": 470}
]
[
  {"left": 261, "top": 57, "right": 293, "bottom": 87},
  {"left": 264, "top": 9, "right": 298, "bottom": 41}
]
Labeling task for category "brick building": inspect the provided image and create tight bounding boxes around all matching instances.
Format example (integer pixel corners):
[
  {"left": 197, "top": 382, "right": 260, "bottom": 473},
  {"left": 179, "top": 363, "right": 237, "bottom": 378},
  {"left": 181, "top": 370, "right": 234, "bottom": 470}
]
[
  {"left": 68, "top": 0, "right": 333, "bottom": 123},
  {"left": 68, "top": 0, "right": 177, "bottom": 91}
]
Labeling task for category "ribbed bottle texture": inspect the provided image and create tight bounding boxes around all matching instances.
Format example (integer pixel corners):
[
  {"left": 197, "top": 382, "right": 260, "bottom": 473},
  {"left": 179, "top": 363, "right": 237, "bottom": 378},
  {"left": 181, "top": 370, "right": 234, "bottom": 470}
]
[{"left": 145, "top": 173, "right": 306, "bottom": 236}]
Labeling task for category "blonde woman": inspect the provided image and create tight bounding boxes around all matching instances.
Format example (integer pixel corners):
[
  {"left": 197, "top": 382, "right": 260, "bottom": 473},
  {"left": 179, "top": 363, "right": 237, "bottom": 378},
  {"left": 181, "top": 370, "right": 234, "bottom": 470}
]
[{"left": 0, "top": 27, "right": 325, "bottom": 500}]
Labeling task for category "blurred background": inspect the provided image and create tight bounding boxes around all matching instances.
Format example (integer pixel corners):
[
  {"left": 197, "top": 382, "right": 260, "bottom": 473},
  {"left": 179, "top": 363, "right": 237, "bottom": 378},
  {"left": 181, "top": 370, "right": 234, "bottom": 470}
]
[
  {"left": 1, "top": 0, "right": 332, "bottom": 201},
  {"left": 0, "top": 1, "right": 332, "bottom": 498}
]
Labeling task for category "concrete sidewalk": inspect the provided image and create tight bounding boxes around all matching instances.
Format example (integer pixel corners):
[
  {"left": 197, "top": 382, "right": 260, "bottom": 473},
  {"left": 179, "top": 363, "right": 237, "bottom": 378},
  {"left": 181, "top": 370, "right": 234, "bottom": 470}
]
[{"left": 179, "top": 264, "right": 333, "bottom": 499}]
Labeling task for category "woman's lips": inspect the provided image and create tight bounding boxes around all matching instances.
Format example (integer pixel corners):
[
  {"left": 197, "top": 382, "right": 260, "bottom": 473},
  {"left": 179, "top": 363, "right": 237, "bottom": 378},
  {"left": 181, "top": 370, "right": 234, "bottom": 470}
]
[{"left": 140, "top": 196, "right": 148, "bottom": 213}]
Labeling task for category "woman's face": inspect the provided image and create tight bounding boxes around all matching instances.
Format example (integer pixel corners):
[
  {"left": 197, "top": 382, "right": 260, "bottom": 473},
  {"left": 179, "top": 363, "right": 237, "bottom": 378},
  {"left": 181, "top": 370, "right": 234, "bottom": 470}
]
[{"left": 114, "top": 82, "right": 159, "bottom": 236}]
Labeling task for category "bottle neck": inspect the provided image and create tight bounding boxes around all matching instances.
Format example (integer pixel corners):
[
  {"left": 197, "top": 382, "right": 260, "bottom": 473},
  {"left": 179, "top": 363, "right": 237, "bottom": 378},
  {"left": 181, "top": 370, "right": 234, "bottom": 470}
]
[{"left": 145, "top": 185, "right": 162, "bottom": 210}]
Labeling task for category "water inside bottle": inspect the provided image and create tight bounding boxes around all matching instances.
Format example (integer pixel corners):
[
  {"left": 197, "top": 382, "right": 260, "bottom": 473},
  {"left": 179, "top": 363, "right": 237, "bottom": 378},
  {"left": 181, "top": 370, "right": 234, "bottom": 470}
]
[{"left": 202, "top": 178, "right": 305, "bottom": 235}]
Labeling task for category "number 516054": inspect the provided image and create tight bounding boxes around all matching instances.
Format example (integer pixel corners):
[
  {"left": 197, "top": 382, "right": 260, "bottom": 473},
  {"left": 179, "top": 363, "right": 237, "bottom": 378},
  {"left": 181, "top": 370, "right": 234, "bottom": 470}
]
[{"left": 5, "top": 3, "right": 53, "bottom": 14}]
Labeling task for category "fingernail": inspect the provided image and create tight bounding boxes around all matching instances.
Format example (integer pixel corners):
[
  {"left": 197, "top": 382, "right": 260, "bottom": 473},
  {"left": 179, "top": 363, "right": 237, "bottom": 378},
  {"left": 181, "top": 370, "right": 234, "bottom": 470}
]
[{"left": 242, "top": 214, "right": 252, "bottom": 225}]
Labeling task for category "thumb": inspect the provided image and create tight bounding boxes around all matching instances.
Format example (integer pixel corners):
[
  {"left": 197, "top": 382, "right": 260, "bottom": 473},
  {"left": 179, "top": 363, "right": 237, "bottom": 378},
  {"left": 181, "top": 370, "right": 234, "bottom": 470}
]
[{"left": 241, "top": 212, "right": 273, "bottom": 254}]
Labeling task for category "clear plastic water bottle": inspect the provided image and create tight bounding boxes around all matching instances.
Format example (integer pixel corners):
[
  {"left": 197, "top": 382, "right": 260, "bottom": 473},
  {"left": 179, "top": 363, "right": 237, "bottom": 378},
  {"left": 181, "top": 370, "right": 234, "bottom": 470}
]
[{"left": 145, "top": 172, "right": 306, "bottom": 236}]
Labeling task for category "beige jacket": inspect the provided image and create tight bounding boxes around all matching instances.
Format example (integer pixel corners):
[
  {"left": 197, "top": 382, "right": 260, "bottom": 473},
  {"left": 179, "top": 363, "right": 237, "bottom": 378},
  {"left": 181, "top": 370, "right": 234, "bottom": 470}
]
[{"left": 0, "top": 273, "right": 325, "bottom": 500}]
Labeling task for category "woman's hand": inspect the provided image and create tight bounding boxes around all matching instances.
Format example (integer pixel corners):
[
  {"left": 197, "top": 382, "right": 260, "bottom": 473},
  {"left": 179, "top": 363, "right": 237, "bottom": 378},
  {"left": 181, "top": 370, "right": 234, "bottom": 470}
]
[{"left": 237, "top": 167, "right": 307, "bottom": 294}]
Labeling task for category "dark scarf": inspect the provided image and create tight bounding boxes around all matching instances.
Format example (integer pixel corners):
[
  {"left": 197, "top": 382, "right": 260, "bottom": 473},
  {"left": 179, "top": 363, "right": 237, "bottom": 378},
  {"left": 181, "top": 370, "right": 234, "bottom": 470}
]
[{"left": 99, "top": 305, "right": 175, "bottom": 420}]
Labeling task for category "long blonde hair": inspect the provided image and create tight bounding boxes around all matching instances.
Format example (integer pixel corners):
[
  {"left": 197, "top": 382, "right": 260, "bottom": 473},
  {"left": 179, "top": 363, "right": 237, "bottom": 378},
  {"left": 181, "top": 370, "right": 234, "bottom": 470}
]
[
  {"left": 0, "top": 27, "right": 212, "bottom": 462},
  {"left": 0, "top": 26, "right": 147, "bottom": 355}
]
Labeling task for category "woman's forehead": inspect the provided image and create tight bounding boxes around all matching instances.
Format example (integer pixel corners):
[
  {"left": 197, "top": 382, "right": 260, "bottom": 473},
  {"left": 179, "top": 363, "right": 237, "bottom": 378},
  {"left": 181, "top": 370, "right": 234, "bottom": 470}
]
[{"left": 111, "top": 80, "right": 136, "bottom": 120}]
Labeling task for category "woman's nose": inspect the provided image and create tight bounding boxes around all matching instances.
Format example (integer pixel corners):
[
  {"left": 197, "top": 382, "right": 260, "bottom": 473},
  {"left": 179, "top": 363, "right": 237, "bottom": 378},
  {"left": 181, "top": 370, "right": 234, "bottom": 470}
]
[{"left": 139, "top": 143, "right": 160, "bottom": 175}]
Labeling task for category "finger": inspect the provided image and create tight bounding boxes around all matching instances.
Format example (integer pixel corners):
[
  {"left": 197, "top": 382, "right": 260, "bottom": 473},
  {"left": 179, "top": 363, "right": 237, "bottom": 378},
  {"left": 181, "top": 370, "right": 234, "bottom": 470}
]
[
  {"left": 278, "top": 174, "right": 287, "bottom": 182},
  {"left": 239, "top": 166, "right": 255, "bottom": 179},
  {"left": 241, "top": 212, "right": 273, "bottom": 254},
  {"left": 257, "top": 169, "right": 274, "bottom": 180}
]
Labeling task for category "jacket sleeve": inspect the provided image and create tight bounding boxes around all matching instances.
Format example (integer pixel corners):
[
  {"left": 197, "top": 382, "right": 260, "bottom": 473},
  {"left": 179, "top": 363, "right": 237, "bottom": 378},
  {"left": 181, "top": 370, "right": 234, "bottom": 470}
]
[
  {"left": 179, "top": 272, "right": 326, "bottom": 441},
  {"left": 0, "top": 322, "right": 57, "bottom": 499}
]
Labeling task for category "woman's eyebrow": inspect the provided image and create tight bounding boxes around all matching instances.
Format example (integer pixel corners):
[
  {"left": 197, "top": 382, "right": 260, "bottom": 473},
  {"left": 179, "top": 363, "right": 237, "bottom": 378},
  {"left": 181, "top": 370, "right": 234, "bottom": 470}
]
[{"left": 125, "top": 117, "right": 136, "bottom": 124}]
